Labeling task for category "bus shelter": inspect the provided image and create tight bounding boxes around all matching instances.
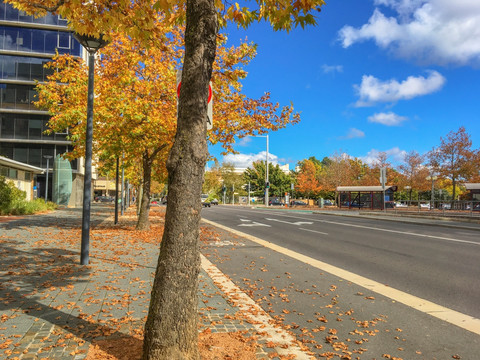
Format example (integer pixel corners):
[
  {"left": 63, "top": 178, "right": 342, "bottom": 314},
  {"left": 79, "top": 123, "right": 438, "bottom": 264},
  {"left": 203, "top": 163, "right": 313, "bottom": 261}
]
[
  {"left": 465, "top": 183, "right": 480, "bottom": 201},
  {"left": 337, "top": 186, "right": 397, "bottom": 210}
]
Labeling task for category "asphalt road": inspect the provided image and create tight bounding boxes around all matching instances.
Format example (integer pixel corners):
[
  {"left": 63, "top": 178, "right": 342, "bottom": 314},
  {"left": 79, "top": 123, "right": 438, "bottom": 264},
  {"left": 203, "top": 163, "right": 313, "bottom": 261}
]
[{"left": 201, "top": 205, "right": 480, "bottom": 320}]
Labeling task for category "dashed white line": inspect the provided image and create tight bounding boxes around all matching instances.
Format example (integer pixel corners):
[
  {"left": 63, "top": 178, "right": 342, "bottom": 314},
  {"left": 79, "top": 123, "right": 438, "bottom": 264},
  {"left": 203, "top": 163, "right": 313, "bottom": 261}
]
[{"left": 299, "top": 228, "right": 328, "bottom": 236}]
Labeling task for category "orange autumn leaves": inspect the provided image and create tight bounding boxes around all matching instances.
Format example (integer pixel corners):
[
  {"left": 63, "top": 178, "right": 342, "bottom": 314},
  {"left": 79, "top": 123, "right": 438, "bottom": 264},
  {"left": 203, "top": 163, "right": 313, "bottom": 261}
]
[{"left": 35, "top": 26, "right": 300, "bottom": 185}]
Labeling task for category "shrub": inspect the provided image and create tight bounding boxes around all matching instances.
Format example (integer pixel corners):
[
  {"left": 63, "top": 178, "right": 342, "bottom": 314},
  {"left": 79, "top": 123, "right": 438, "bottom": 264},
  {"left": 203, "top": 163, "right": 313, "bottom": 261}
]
[
  {"left": 0, "top": 175, "right": 27, "bottom": 215},
  {"left": 0, "top": 176, "right": 57, "bottom": 215}
]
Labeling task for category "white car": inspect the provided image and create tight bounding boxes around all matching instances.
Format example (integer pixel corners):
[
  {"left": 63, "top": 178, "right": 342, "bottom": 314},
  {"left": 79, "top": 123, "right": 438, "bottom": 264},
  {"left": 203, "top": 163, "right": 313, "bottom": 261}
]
[
  {"left": 420, "top": 203, "right": 431, "bottom": 209},
  {"left": 395, "top": 202, "right": 408, "bottom": 208}
]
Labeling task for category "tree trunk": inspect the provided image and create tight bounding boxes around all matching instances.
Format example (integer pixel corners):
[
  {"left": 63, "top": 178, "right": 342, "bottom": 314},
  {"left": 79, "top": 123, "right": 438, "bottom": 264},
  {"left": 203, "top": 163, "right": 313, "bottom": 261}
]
[
  {"left": 142, "top": 0, "right": 217, "bottom": 358},
  {"left": 136, "top": 151, "right": 153, "bottom": 230},
  {"left": 452, "top": 178, "right": 457, "bottom": 201}
]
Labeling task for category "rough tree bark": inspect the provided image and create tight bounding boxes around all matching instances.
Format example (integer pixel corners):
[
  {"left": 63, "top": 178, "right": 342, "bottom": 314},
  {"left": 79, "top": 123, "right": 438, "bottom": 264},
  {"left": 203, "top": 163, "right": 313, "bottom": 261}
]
[{"left": 142, "top": 0, "right": 218, "bottom": 358}]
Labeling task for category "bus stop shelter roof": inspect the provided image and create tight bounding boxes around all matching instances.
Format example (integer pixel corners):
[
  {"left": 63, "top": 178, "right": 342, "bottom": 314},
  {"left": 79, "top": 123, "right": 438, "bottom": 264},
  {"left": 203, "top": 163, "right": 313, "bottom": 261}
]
[
  {"left": 465, "top": 183, "right": 480, "bottom": 190},
  {"left": 336, "top": 186, "right": 396, "bottom": 192}
]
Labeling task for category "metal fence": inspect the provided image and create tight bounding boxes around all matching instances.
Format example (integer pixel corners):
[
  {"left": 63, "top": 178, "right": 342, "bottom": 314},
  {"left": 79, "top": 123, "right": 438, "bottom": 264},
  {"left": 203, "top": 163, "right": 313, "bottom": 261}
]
[{"left": 384, "top": 200, "right": 480, "bottom": 218}]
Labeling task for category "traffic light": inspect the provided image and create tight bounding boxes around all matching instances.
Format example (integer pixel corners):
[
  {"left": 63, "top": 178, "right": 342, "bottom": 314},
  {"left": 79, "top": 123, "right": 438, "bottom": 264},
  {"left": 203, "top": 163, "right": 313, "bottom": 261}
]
[{"left": 265, "top": 181, "right": 270, "bottom": 189}]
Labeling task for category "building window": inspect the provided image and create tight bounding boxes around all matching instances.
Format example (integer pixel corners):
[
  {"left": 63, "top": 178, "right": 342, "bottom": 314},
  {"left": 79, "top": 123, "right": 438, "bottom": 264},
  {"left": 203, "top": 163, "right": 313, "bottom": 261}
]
[
  {"left": 8, "top": 168, "right": 17, "bottom": 179},
  {"left": 58, "top": 15, "right": 68, "bottom": 25},
  {"left": 0, "top": 142, "right": 13, "bottom": 159},
  {"left": 28, "top": 119, "right": 42, "bottom": 139},
  {"left": 13, "top": 147, "right": 27, "bottom": 163},
  {"left": 24, "top": 171, "right": 31, "bottom": 181},
  {"left": 0, "top": 114, "right": 14, "bottom": 138},
  {"left": 0, "top": 84, "right": 38, "bottom": 110},
  {"left": 57, "top": 32, "right": 71, "bottom": 49},
  {"left": 0, "top": 27, "right": 80, "bottom": 56}
]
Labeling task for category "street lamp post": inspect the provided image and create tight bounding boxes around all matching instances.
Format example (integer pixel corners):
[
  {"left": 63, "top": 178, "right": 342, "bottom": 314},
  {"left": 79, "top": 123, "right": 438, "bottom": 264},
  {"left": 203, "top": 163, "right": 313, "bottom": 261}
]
[
  {"left": 74, "top": 33, "right": 109, "bottom": 266},
  {"left": 253, "top": 135, "right": 269, "bottom": 206},
  {"left": 43, "top": 155, "right": 53, "bottom": 202}
]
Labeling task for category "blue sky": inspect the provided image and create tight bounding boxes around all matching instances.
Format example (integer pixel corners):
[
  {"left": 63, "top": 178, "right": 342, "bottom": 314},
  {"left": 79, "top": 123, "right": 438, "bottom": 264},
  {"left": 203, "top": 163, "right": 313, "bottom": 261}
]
[{"left": 207, "top": 0, "right": 480, "bottom": 171}]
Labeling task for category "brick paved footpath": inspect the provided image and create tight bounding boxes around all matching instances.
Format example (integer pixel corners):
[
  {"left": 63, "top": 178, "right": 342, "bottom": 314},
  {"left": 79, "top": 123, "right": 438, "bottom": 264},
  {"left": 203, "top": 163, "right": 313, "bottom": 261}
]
[{"left": 0, "top": 207, "right": 307, "bottom": 359}]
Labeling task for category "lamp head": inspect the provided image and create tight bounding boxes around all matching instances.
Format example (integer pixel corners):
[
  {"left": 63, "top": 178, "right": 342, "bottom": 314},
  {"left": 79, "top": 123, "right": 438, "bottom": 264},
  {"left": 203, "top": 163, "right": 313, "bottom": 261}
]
[{"left": 74, "top": 33, "right": 110, "bottom": 54}]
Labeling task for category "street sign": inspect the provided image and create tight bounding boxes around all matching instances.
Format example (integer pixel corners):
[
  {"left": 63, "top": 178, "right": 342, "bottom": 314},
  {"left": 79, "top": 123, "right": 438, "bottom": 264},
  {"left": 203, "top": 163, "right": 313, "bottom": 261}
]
[{"left": 176, "top": 70, "right": 213, "bottom": 130}]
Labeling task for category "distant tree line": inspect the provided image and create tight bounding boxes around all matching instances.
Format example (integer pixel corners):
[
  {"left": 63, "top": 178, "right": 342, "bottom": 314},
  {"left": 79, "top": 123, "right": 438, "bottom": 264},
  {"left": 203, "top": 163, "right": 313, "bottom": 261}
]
[{"left": 203, "top": 127, "right": 480, "bottom": 202}]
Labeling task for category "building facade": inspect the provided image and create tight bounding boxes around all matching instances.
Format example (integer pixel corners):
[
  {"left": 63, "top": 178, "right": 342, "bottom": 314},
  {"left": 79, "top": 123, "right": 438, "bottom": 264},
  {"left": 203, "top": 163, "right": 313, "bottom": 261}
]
[
  {"left": 0, "top": 155, "right": 43, "bottom": 200},
  {"left": 0, "top": 2, "right": 86, "bottom": 206}
]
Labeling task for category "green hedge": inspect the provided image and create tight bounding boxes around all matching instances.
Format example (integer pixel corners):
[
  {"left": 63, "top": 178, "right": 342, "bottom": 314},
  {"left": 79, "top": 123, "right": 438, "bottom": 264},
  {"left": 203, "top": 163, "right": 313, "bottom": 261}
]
[{"left": 0, "top": 176, "right": 56, "bottom": 215}]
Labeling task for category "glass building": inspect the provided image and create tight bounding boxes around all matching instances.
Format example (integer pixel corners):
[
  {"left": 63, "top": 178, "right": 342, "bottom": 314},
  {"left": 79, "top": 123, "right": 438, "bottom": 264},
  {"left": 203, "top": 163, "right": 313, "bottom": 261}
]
[{"left": 0, "top": 2, "right": 85, "bottom": 204}]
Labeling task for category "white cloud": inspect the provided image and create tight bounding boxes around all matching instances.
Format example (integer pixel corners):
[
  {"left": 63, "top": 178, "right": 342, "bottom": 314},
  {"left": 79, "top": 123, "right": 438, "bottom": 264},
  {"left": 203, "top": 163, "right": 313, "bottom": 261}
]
[
  {"left": 339, "top": 0, "right": 480, "bottom": 66},
  {"left": 360, "top": 147, "right": 407, "bottom": 165},
  {"left": 322, "top": 64, "right": 344, "bottom": 74},
  {"left": 237, "top": 137, "right": 252, "bottom": 147},
  {"left": 340, "top": 128, "right": 365, "bottom": 139},
  {"left": 222, "top": 151, "right": 281, "bottom": 169},
  {"left": 354, "top": 71, "right": 445, "bottom": 106},
  {"left": 368, "top": 112, "right": 408, "bottom": 126}
]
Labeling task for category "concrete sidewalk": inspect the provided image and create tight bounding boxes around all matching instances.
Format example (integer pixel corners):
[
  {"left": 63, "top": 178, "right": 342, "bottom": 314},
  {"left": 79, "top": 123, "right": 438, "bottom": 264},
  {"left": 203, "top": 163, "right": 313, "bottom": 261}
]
[{"left": 0, "top": 207, "right": 308, "bottom": 359}]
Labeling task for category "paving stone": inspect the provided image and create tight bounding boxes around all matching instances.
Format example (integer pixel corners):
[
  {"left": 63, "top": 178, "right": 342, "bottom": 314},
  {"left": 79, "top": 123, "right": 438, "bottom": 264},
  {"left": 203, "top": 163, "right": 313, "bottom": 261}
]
[{"left": 1, "top": 208, "right": 281, "bottom": 359}]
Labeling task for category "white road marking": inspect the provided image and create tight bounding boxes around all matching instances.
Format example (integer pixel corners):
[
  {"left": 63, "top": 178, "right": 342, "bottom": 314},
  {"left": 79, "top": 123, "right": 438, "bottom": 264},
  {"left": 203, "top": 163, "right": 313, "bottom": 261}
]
[
  {"left": 265, "top": 218, "right": 313, "bottom": 226},
  {"left": 238, "top": 221, "right": 270, "bottom": 227},
  {"left": 202, "top": 218, "right": 480, "bottom": 336},
  {"left": 299, "top": 228, "right": 328, "bottom": 236},
  {"left": 216, "top": 207, "right": 480, "bottom": 246}
]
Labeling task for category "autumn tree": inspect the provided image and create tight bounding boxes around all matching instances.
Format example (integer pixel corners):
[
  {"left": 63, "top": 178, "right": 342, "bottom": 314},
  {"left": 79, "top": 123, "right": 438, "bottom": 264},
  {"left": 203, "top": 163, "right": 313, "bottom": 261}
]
[
  {"left": 36, "top": 27, "right": 298, "bottom": 230},
  {"left": 296, "top": 159, "right": 322, "bottom": 199},
  {"left": 428, "top": 127, "right": 478, "bottom": 200},
  {"left": 35, "top": 30, "right": 178, "bottom": 230},
  {"left": 347, "top": 157, "right": 374, "bottom": 186},
  {"left": 202, "top": 160, "right": 223, "bottom": 196},
  {"left": 218, "top": 162, "right": 245, "bottom": 202},
  {"left": 322, "top": 152, "right": 353, "bottom": 191},
  {"left": 9, "top": 0, "right": 326, "bottom": 358},
  {"left": 399, "top": 151, "right": 429, "bottom": 200}
]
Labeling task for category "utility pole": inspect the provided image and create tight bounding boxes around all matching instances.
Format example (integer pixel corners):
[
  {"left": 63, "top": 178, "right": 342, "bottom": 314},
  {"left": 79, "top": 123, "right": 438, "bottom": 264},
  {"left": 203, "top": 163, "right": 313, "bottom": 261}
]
[
  {"left": 43, "top": 155, "right": 53, "bottom": 203},
  {"left": 380, "top": 167, "right": 386, "bottom": 212}
]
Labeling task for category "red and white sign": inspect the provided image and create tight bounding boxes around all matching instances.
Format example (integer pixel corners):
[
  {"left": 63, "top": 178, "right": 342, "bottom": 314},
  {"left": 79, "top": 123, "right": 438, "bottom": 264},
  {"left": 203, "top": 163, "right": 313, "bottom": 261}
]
[{"left": 176, "top": 70, "right": 213, "bottom": 130}]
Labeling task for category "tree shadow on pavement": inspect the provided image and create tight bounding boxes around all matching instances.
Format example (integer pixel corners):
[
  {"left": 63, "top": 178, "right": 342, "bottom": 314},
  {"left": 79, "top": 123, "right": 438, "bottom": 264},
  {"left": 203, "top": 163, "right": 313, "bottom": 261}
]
[
  {"left": 0, "top": 211, "right": 144, "bottom": 359},
  {"left": 0, "top": 207, "right": 111, "bottom": 231}
]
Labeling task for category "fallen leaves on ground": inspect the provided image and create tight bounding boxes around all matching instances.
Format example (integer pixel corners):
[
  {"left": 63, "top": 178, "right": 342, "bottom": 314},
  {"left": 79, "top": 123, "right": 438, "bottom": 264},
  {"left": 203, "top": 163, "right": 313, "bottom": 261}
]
[{"left": 85, "top": 331, "right": 259, "bottom": 360}]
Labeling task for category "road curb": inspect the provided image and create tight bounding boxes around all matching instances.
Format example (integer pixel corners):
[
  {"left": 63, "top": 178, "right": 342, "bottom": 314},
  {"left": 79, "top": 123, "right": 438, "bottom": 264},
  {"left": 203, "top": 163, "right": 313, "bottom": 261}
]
[{"left": 201, "top": 253, "right": 314, "bottom": 359}]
